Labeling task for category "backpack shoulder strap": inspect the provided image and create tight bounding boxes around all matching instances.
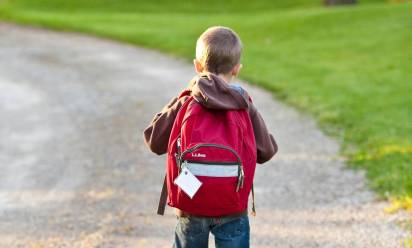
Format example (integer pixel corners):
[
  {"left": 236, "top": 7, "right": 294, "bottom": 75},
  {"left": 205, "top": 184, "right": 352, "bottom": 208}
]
[
  {"left": 178, "top": 88, "right": 191, "bottom": 99},
  {"left": 157, "top": 175, "right": 168, "bottom": 215}
]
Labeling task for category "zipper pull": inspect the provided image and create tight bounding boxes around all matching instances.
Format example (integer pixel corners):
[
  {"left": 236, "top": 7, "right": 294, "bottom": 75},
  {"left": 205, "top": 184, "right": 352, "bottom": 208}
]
[
  {"left": 177, "top": 138, "right": 181, "bottom": 150},
  {"left": 240, "top": 169, "right": 245, "bottom": 188},
  {"left": 236, "top": 168, "right": 245, "bottom": 192},
  {"left": 176, "top": 138, "right": 182, "bottom": 172}
]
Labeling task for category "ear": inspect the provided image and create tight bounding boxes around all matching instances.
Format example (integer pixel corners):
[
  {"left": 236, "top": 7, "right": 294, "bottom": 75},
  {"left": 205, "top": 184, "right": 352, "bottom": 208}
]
[
  {"left": 231, "top": 63, "right": 242, "bottom": 77},
  {"left": 193, "top": 59, "right": 204, "bottom": 73}
]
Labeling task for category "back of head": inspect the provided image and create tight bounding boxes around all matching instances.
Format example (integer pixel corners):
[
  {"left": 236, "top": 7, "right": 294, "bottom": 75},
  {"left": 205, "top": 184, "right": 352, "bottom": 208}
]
[{"left": 196, "top": 26, "right": 242, "bottom": 75}]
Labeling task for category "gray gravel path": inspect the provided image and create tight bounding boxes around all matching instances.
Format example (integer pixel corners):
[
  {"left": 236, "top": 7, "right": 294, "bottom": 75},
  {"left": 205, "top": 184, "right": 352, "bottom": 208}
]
[{"left": 0, "top": 23, "right": 409, "bottom": 248}]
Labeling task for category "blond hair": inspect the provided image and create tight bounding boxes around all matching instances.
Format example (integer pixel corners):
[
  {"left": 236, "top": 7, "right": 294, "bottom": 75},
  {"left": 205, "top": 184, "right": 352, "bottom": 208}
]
[{"left": 196, "top": 26, "right": 242, "bottom": 74}]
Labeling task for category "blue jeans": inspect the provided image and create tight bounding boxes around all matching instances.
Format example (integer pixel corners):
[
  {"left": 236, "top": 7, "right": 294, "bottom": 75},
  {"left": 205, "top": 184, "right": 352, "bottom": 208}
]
[{"left": 173, "top": 214, "right": 250, "bottom": 248}]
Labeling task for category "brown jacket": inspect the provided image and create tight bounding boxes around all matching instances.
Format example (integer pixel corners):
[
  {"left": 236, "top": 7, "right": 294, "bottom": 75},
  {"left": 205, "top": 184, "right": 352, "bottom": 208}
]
[{"left": 143, "top": 73, "right": 278, "bottom": 164}]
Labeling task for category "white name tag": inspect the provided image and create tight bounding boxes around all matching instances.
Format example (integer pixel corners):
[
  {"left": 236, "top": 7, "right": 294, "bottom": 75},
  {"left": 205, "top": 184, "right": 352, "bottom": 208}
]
[{"left": 174, "top": 167, "right": 202, "bottom": 199}]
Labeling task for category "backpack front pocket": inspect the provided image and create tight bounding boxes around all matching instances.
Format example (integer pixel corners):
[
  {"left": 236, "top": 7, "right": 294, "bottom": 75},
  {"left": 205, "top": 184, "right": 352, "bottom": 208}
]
[
  {"left": 177, "top": 176, "right": 241, "bottom": 213},
  {"left": 176, "top": 161, "right": 242, "bottom": 214},
  {"left": 174, "top": 144, "right": 245, "bottom": 216}
]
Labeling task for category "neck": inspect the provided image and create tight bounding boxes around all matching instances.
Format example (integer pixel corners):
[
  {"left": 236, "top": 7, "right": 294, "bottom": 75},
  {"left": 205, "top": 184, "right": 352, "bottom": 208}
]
[{"left": 217, "top": 73, "right": 233, "bottom": 83}]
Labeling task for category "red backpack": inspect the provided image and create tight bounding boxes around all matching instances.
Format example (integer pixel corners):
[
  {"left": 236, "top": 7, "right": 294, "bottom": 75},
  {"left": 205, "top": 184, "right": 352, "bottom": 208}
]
[{"left": 157, "top": 89, "right": 257, "bottom": 217}]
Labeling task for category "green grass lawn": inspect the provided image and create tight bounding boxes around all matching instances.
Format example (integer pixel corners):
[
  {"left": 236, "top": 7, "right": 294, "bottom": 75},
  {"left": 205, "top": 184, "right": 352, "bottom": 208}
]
[{"left": 0, "top": 0, "right": 411, "bottom": 199}]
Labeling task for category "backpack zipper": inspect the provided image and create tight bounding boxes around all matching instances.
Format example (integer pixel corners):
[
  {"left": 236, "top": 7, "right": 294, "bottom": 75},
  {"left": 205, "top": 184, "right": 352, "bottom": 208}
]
[{"left": 184, "top": 160, "right": 239, "bottom": 165}]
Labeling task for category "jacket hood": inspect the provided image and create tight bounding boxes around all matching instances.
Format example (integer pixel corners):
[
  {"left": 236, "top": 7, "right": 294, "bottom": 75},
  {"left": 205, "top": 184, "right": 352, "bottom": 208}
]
[{"left": 188, "top": 73, "right": 249, "bottom": 110}]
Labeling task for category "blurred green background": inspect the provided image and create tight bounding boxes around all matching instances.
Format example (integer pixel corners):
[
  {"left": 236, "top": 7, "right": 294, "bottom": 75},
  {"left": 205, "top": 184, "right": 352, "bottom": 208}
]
[{"left": 0, "top": 0, "right": 411, "bottom": 203}]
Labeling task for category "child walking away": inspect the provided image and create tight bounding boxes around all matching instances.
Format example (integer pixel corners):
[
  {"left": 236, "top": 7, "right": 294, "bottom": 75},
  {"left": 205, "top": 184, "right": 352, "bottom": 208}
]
[{"left": 143, "top": 26, "right": 278, "bottom": 248}]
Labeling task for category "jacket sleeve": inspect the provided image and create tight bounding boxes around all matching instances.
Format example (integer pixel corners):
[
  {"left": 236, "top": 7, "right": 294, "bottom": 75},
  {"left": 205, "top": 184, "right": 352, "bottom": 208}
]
[
  {"left": 143, "top": 96, "right": 189, "bottom": 155},
  {"left": 249, "top": 104, "right": 278, "bottom": 164}
]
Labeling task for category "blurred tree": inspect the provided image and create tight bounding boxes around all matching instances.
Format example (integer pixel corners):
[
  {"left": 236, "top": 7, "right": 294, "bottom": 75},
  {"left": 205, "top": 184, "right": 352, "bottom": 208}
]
[{"left": 324, "top": 0, "right": 357, "bottom": 5}]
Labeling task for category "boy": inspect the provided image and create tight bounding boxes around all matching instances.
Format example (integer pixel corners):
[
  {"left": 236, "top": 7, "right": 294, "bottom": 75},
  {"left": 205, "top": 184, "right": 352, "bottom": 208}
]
[{"left": 144, "top": 26, "right": 277, "bottom": 248}]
